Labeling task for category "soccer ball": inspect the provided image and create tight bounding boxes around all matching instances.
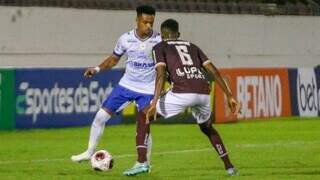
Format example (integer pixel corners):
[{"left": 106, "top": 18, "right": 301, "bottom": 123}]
[{"left": 90, "top": 150, "right": 114, "bottom": 171}]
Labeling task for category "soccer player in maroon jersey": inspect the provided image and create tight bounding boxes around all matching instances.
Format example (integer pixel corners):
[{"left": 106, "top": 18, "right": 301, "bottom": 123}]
[{"left": 146, "top": 19, "right": 241, "bottom": 176}]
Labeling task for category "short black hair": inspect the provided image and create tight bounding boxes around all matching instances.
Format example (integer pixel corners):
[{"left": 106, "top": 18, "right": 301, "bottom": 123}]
[
  {"left": 136, "top": 5, "right": 156, "bottom": 16},
  {"left": 161, "top": 19, "right": 179, "bottom": 33}
]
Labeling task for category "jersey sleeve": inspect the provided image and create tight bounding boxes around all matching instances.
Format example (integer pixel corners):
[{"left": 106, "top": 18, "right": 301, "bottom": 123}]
[
  {"left": 113, "top": 35, "right": 126, "bottom": 57},
  {"left": 152, "top": 43, "right": 166, "bottom": 67},
  {"left": 196, "top": 45, "right": 211, "bottom": 66}
]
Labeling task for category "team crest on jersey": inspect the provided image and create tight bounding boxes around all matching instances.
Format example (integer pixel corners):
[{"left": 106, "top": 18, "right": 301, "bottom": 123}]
[
  {"left": 139, "top": 43, "right": 146, "bottom": 50},
  {"left": 127, "top": 39, "right": 137, "bottom": 43},
  {"left": 149, "top": 40, "right": 159, "bottom": 43}
]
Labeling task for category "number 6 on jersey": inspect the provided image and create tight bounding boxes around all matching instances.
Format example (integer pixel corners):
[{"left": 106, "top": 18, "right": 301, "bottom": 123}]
[{"left": 175, "top": 45, "right": 193, "bottom": 65}]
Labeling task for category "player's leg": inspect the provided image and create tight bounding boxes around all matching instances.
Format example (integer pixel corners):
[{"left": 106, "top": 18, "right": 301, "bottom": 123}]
[
  {"left": 71, "top": 85, "right": 130, "bottom": 162},
  {"left": 71, "top": 108, "right": 112, "bottom": 162},
  {"left": 87, "top": 108, "right": 112, "bottom": 156},
  {"left": 192, "top": 94, "right": 238, "bottom": 176},
  {"left": 123, "top": 93, "right": 153, "bottom": 176},
  {"left": 148, "top": 91, "right": 190, "bottom": 166},
  {"left": 123, "top": 91, "right": 187, "bottom": 176},
  {"left": 198, "top": 119, "right": 238, "bottom": 176},
  {"left": 199, "top": 116, "right": 233, "bottom": 169},
  {"left": 136, "top": 110, "right": 150, "bottom": 163}
]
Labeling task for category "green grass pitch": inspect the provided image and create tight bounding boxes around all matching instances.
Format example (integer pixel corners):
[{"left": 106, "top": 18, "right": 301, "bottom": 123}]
[{"left": 0, "top": 117, "right": 319, "bottom": 179}]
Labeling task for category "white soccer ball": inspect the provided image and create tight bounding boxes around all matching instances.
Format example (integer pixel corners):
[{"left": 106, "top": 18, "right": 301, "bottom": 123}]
[{"left": 90, "top": 150, "right": 114, "bottom": 171}]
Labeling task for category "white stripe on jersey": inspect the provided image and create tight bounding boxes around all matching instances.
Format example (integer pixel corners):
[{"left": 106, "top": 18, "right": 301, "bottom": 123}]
[
  {"left": 155, "top": 62, "right": 166, "bottom": 68},
  {"left": 152, "top": 50, "right": 157, "bottom": 63},
  {"left": 202, "top": 60, "right": 211, "bottom": 66}
]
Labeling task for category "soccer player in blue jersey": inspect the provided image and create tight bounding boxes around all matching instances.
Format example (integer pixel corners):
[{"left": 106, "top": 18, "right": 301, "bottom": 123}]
[
  {"left": 147, "top": 19, "right": 240, "bottom": 176},
  {"left": 71, "top": 5, "right": 161, "bottom": 176}
]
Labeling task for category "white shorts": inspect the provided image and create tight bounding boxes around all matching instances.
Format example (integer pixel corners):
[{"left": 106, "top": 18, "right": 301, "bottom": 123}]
[{"left": 156, "top": 91, "right": 212, "bottom": 124}]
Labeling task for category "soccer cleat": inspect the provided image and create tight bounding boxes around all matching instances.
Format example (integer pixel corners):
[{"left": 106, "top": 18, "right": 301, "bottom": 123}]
[
  {"left": 71, "top": 150, "right": 92, "bottom": 162},
  {"left": 227, "top": 167, "right": 239, "bottom": 176},
  {"left": 123, "top": 162, "right": 151, "bottom": 176}
]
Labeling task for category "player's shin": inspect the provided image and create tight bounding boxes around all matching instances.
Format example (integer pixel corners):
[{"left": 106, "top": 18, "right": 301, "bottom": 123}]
[
  {"left": 136, "top": 111, "right": 150, "bottom": 163},
  {"left": 88, "top": 108, "right": 111, "bottom": 155},
  {"left": 199, "top": 121, "right": 233, "bottom": 170}
]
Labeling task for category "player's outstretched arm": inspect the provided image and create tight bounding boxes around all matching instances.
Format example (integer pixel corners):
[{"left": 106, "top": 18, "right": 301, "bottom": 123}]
[
  {"left": 84, "top": 54, "right": 120, "bottom": 78},
  {"left": 203, "top": 62, "right": 240, "bottom": 115},
  {"left": 146, "top": 64, "right": 166, "bottom": 123}
]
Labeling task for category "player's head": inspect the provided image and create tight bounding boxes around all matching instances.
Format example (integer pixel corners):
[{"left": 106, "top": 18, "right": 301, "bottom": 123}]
[
  {"left": 136, "top": 5, "right": 156, "bottom": 37},
  {"left": 160, "top": 19, "right": 180, "bottom": 41}
]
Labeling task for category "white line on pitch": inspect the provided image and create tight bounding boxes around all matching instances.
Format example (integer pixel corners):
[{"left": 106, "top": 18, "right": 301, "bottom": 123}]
[
  {"left": 235, "top": 140, "right": 320, "bottom": 148},
  {"left": 0, "top": 140, "right": 319, "bottom": 165},
  {"left": 0, "top": 148, "right": 212, "bottom": 165}
]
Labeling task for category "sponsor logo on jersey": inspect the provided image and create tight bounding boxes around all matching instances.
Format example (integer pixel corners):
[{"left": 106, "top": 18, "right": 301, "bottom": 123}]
[
  {"left": 176, "top": 66, "right": 205, "bottom": 79},
  {"left": 127, "top": 61, "right": 154, "bottom": 69}
]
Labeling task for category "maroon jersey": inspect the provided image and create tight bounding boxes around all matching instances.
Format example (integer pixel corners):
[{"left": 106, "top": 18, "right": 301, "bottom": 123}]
[{"left": 152, "top": 40, "right": 211, "bottom": 94}]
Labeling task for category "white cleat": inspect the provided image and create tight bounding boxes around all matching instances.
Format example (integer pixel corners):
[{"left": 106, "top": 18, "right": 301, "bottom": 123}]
[
  {"left": 227, "top": 167, "right": 239, "bottom": 176},
  {"left": 71, "top": 151, "right": 92, "bottom": 163}
]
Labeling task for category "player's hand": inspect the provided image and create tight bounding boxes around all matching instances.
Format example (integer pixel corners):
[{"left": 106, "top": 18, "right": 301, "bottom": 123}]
[
  {"left": 145, "top": 103, "right": 157, "bottom": 124},
  {"left": 227, "top": 97, "right": 241, "bottom": 116},
  {"left": 84, "top": 67, "right": 98, "bottom": 78}
]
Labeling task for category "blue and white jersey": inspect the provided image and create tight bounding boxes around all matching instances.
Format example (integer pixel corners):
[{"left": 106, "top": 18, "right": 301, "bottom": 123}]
[{"left": 113, "top": 29, "right": 161, "bottom": 94}]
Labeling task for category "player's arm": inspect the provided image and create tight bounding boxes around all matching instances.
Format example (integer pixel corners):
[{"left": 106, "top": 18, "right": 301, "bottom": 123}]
[
  {"left": 84, "top": 54, "right": 120, "bottom": 78},
  {"left": 153, "top": 64, "right": 166, "bottom": 105},
  {"left": 146, "top": 64, "right": 166, "bottom": 123},
  {"left": 85, "top": 33, "right": 125, "bottom": 78},
  {"left": 204, "top": 62, "right": 232, "bottom": 97},
  {"left": 203, "top": 62, "right": 240, "bottom": 115}
]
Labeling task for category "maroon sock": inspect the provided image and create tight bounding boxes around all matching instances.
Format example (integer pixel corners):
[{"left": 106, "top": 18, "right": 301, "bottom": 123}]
[
  {"left": 209, "top": 130, "right": 233, "bottom": 169},
  {"left": 136, "top": 111, "right": 150, "bottom": 163},
  {"left": 200, "top": 123, "right": 233, "bottom": 169}
]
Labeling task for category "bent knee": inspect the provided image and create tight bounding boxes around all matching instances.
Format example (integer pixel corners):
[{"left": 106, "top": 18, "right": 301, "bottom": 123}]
[{"left": 94, "top": 108, "right": 111, "bottom": 125}]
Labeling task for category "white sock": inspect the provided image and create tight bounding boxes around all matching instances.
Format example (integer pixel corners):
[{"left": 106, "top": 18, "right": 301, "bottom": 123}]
[
  {"left": 147, "top": 134, "right": 152, "bottom": 165},
  {"left": 87, "top": 108, "right": 111, "bottom": 155}
]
